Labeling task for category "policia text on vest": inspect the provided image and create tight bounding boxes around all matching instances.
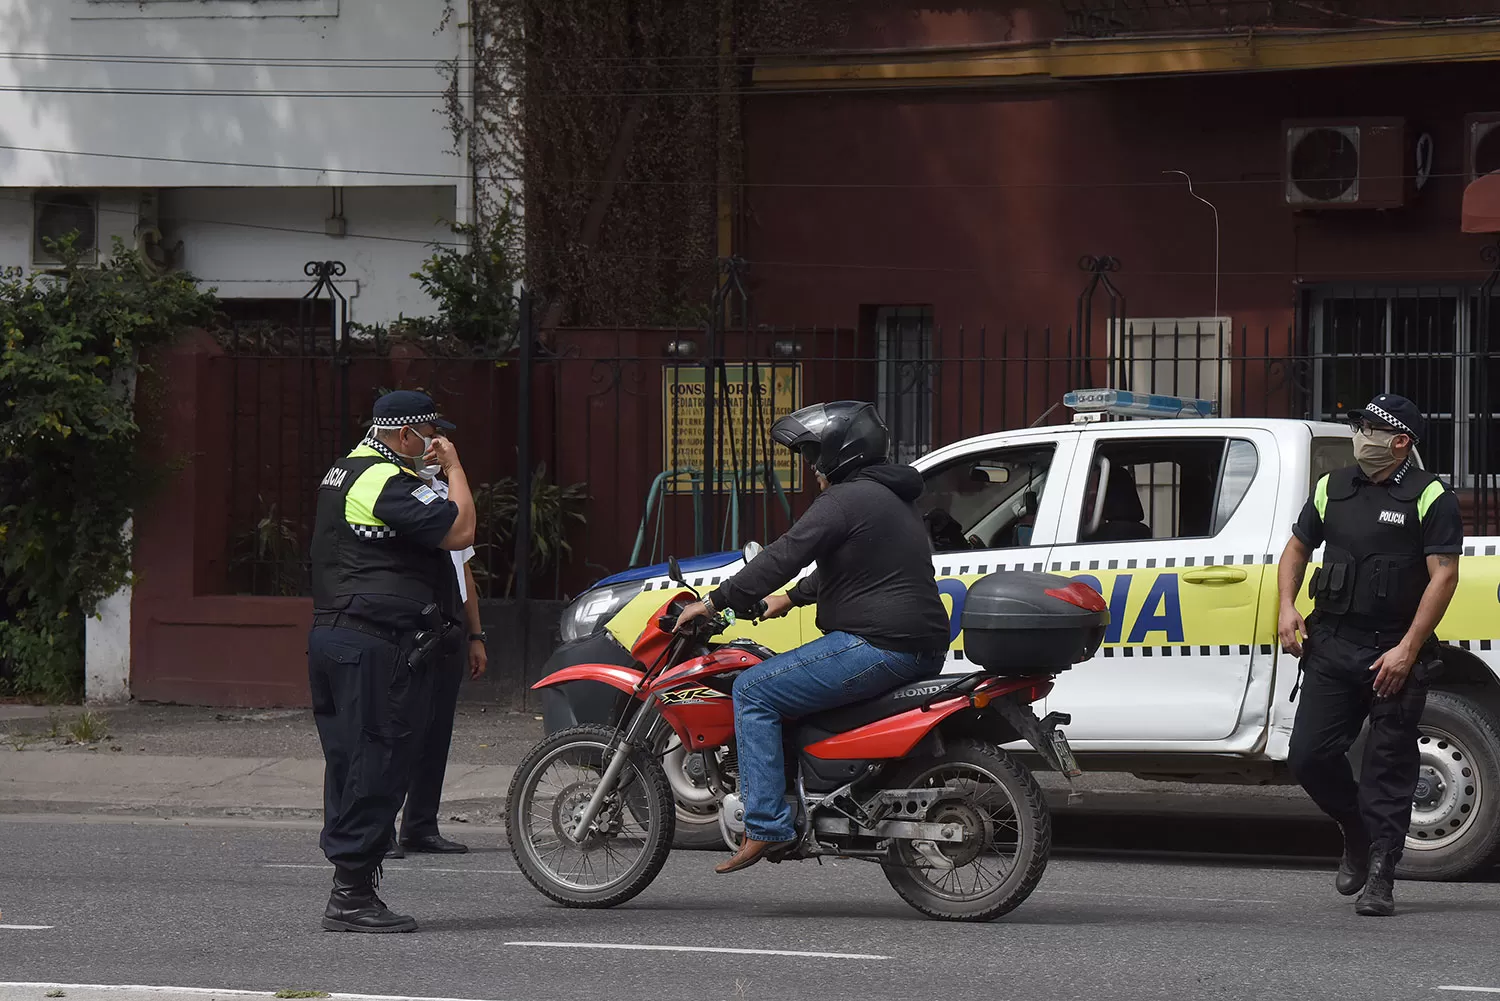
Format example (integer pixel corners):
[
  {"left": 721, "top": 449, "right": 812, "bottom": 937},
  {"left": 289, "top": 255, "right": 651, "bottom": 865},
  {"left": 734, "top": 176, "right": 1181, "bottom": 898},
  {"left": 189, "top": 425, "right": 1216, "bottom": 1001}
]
[
  {"left": 1277, "top": 393, "right": 1463, "bottom": 919},
  {"left": 306, "top": 390, "right": 476, "bottom": 934}
]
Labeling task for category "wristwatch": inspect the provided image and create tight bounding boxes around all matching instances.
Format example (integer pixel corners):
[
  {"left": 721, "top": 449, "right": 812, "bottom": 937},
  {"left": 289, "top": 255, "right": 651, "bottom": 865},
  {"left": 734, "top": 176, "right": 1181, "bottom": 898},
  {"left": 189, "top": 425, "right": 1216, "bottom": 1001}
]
[
  {"left": 469, "top": 632, "right": 487, "bottom": 643},
  {"left": 702, "top": 594, "right": 716, "bottom": 614}
]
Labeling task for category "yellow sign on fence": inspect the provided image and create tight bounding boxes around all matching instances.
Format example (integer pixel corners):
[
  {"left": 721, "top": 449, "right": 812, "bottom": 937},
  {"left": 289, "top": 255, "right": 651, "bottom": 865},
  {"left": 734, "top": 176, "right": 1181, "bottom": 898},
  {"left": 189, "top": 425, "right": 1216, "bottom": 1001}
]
[{"left": 662, "top": 363, "right": 803, "bottom": 494}]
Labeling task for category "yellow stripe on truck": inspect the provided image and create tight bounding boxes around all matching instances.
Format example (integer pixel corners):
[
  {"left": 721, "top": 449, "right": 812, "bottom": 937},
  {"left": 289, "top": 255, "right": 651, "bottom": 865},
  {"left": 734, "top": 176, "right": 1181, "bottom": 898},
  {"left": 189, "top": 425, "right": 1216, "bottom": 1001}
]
[{"left": 603, "top": 552, "right": 1500, "bottom": 661}]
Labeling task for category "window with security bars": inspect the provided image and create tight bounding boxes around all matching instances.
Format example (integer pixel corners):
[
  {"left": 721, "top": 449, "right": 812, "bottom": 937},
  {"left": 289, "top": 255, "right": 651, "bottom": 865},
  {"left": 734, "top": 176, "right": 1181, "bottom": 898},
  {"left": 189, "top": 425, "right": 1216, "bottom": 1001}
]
[
  {"left": 1307, "top": 287, "right": 1500, "bottom": 487},
  {"left": 875, "top": 306, "right": 934, "bottom": 466}
]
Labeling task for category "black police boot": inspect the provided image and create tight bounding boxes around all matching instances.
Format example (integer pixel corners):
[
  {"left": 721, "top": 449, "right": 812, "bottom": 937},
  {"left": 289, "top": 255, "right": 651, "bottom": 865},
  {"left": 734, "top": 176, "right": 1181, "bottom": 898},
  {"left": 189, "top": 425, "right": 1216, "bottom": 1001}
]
[
  {"left": 1335, "top": 818, "right": 1370, "bottom": 896},
  {"left": 1355, "top": 845, "right": 1397, "bottom": 917},
  {"left": 322, "top": 865, "right": 417, "bottom": 933}
]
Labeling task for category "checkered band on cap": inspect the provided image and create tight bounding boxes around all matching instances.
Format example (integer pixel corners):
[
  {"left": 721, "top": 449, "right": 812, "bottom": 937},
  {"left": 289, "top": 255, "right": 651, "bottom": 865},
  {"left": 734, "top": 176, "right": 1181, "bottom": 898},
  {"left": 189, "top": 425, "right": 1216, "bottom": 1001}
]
[
  {"left": 1363, "top": 401, "right": 1417, "bottom": 440},
  {"left": 370, "top": 413, "right": 440, "bottom": 428}
]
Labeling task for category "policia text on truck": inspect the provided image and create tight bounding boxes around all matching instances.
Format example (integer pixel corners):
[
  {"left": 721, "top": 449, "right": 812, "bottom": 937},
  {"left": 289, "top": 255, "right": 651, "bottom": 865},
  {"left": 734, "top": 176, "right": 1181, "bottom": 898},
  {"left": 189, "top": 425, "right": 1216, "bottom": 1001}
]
[{"left": 1278, "top": 393, "right": 1463, "bottom": 918}]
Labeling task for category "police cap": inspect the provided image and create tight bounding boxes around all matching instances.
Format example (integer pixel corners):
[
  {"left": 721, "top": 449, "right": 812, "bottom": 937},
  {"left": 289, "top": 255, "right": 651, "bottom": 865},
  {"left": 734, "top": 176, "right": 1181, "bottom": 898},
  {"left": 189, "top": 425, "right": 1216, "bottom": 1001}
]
[
  {"left": 1350, "top": 393, "right": 1423, "bottom": 444},
  {"left": 370, "top": 390, "right": 456, "bottom": 431}
]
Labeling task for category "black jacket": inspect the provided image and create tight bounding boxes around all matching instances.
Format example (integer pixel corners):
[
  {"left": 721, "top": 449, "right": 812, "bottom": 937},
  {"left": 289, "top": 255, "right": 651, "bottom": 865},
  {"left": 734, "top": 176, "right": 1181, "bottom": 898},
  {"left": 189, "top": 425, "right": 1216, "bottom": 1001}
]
[{"left": 708, "top": 464, "right": 950, "bottom": 653}]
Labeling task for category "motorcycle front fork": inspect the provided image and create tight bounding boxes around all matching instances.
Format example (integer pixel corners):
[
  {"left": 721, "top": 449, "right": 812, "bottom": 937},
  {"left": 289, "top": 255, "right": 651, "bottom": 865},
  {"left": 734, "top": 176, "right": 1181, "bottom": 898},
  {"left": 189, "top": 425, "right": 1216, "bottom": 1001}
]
[{"left": 570, "top": 698, "right": 670, "bottom": 841}]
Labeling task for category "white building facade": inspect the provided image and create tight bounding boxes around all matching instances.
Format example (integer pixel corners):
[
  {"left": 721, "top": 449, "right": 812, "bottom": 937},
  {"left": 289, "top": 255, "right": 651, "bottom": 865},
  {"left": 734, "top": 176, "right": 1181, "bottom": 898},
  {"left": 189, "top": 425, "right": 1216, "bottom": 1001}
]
[
  {"left": 0, "top": 0, "right": 479, "bottom": 324},
  {"left": 1, "top": 1, "right": 487, "bottom": 703}
]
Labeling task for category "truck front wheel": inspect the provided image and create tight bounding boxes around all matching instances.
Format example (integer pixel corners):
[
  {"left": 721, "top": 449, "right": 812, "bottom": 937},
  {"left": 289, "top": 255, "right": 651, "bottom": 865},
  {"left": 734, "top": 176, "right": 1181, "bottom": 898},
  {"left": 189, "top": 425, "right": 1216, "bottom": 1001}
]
[{"left": 1396, "top": 690, "right": 1500, "bottom": 881}]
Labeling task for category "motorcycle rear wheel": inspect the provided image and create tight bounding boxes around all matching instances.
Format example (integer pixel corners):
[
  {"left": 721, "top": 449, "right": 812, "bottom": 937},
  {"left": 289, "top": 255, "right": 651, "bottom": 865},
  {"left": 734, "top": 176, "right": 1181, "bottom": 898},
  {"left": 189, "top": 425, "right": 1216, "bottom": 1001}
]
[
  {"left": 507, "top": 724, "right": 676, "bottom": 908},
  {"left": 880, "top": 738, "right": 1051, "bottom": 922}
]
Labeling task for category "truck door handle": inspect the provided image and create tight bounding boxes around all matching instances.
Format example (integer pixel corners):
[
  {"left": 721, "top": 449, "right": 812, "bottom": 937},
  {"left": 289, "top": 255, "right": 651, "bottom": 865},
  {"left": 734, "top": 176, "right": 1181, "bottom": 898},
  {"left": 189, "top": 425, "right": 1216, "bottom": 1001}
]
[{"left": 1182, "top": 567, "right": 1248, "bottom": 586}]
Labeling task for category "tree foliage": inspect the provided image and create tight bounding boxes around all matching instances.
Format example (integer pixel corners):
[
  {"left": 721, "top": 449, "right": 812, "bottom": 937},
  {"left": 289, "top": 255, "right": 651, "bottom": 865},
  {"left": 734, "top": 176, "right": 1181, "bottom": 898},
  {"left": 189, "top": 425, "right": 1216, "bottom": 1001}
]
[{"left": 0, "top": 240, "right": 217, "bottom": 700}]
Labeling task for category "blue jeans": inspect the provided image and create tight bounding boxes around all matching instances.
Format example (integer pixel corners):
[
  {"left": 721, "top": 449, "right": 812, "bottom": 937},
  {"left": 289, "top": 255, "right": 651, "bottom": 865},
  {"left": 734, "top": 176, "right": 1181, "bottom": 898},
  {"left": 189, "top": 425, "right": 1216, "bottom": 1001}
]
[{"left": 731, "top": 631, "right": 946, "bottom": 842}]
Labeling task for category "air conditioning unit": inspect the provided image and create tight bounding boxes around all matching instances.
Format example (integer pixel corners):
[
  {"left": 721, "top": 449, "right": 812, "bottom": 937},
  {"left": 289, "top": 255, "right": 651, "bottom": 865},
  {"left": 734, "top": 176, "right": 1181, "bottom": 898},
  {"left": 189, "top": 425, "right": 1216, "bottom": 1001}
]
[
  {"left": 1465, "top": 112, "right": 1500, "bottom": 183},
  {"left": 1284, "top": 118, "right": 1408, "bottom": 210},
  {"left": 32, "top": 189, "right": 100, "bottom": 266}
]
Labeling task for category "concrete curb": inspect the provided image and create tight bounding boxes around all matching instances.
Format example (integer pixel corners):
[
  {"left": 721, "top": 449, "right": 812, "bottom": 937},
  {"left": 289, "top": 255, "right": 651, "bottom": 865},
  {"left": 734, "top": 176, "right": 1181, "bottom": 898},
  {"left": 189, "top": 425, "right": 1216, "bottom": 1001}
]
[{"left": 0, "top": 749, "right": 515, "bottom": 818}]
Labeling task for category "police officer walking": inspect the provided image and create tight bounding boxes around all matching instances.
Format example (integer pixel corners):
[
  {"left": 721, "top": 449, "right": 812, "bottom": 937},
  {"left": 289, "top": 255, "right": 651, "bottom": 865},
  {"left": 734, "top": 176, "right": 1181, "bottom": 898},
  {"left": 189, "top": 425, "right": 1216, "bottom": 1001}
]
[
  {"left": 1277, "top": 393, "right": 1462, "bottom": 917},
  {"left": 308, "top": 390, "right": 475, "bottom": 933}
]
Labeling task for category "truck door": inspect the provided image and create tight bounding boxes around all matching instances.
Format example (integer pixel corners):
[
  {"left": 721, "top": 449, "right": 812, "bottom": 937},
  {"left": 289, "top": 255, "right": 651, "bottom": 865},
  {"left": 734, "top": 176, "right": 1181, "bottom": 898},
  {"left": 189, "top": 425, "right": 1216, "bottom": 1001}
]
[
  {"left": 1046, "top": 427, "right": 1281, "bottom": 742},
  {"left": 914, "top": 433, "right": 1079, "bottom": 673}
]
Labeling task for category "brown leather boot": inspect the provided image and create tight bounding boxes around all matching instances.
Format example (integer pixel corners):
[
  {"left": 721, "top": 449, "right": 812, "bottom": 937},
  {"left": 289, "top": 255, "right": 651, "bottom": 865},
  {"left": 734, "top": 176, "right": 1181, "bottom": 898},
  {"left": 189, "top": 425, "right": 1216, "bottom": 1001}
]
[{"left": 715, "top": 837, "right": 795, "bottom": 874}]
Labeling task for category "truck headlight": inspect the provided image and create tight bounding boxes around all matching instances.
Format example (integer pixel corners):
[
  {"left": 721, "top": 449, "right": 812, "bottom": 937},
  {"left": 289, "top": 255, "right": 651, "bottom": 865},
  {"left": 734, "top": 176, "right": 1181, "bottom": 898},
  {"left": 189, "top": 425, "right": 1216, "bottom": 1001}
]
[{"left": 558, "top": 580, "right": 645, "bottom": 643}]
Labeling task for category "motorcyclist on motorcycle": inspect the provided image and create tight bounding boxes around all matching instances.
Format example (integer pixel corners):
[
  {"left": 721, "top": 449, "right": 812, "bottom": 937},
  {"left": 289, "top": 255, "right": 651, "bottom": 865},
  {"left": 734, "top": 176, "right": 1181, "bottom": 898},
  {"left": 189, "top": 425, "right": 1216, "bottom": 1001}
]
[{"left": 674, "top": 401, "right": 951, "bottom": 873}]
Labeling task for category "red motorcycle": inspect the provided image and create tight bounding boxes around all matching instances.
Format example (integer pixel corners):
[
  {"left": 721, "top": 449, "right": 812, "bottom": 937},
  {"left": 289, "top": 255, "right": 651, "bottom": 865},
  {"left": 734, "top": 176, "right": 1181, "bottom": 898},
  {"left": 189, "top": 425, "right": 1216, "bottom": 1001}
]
[{"left": 507, "top": 561, "right": 1107, "bottom": 921}]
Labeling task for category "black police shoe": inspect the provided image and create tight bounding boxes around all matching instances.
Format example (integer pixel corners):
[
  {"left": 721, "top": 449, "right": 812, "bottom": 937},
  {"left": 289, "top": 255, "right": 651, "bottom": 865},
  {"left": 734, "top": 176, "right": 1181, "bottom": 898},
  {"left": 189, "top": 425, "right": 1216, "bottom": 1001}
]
[
  {"left": 322, "top": 867, "right": 417, "bottom": 933},
  {"left": 384, "top": 827, "right": 406, "bottom": 860},
  {"left": 401, "top": 833, "right": 469, "bottom": 854},
  {"left": 1335, "top": 820, "right": 1370, "bottom": 896},
  {"left": 1355, "top": 846, "right": 1397, "bottom": 917}
]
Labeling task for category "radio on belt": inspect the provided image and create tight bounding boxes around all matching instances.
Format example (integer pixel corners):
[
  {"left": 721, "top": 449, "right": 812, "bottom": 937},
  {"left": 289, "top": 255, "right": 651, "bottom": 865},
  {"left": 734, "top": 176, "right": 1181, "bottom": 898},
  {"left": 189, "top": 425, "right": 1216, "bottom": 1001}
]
[{"left": 1063, "top": 388, "right": 1217, "bottom": 424}]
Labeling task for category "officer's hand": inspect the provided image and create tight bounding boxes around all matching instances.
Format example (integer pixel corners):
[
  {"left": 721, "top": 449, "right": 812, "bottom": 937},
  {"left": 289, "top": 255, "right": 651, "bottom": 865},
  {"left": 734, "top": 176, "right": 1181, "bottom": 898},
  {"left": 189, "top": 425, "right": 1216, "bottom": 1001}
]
[
  {"left": 674, "top": 600, "right": 710, "bottom": 632},
  {"left": 468, "top": 638, "right": 488, "bottom": 680},
  {"left": 427, "top": 436, "right": 461, "bottom": 473},
  {"left": 1371, "top": 643, "right": 1417, "bottom": 698},
  {"left": 760, "top": 593, "right": 794, "bottom": 620},
  {"left": 1278, "top": 606, "right": 1307, "bottom": 657}
]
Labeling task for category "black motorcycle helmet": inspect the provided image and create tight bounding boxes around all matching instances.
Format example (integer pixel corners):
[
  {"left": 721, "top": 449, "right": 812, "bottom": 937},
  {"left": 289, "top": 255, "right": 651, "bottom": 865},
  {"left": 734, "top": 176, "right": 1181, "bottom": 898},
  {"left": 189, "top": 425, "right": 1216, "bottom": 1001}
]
[{"left": 771, "top": 401, "right": 889, "bottom": 483}]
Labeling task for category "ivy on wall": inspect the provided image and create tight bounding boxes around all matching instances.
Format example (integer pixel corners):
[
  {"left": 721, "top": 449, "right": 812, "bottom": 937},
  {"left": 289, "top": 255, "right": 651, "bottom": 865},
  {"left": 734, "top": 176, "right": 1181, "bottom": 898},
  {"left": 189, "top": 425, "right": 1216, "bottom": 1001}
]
[{"left": 442, "top": 0, "right": 852, "bottom": 327}]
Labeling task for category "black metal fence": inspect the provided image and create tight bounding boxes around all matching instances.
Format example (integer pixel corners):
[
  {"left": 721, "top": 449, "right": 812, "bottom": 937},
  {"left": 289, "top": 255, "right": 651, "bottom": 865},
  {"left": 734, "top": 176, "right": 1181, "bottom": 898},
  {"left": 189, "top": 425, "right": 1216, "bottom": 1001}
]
[{"left": 217, "top": 253, "right": 1500, "bottom": 604}]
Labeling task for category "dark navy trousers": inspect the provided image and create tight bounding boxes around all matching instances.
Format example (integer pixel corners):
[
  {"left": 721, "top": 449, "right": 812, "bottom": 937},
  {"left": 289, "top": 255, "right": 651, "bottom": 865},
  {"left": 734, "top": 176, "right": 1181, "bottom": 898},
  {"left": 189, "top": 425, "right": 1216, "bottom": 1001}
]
[{"left": 308, "top": 625, "right": 434, "bottom": 873}]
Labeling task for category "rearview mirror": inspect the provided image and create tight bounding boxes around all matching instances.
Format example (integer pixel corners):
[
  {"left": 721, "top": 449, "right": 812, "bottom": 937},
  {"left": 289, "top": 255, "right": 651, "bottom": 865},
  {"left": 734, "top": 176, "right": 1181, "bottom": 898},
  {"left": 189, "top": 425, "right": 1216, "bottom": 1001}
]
[
  {"left": 972, "top": 464, "right": 1010, "bottom": 485},
  {"left": 668, "top": 557, "right": 685, "bottom": 585},
  {"left": 742, "top": 541, "right": 764, "bottom": 563}
]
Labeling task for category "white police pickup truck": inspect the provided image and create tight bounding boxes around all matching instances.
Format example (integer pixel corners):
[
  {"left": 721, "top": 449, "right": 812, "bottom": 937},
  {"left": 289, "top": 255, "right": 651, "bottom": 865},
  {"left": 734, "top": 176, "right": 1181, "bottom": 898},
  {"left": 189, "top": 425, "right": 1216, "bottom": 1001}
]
[{"left": 542, "top": 391, "right": 1500, "bottom": 880}]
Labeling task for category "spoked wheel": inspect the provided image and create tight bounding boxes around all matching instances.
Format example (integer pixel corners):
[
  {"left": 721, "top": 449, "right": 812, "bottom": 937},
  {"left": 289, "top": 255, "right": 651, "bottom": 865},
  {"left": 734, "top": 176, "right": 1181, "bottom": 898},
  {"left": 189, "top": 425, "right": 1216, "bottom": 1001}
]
[
  {"left": 507, "top": 724, "right": 676, "bottom": 908},
  {"left": 881, "top": 738, "right": 1051, "bottom": 921}
]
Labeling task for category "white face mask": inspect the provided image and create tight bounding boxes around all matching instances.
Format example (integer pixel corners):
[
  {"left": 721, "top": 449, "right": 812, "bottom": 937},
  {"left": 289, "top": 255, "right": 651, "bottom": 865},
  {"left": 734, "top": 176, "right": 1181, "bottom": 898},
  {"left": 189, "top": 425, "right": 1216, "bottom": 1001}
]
[{"left": 392, "top": 426, "right": 434, "bottom": 468}]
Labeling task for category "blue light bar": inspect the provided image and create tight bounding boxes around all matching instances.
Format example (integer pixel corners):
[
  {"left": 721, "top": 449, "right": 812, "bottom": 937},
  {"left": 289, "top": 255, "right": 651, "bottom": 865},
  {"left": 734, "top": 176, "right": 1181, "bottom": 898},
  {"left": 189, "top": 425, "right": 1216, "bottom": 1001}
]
[{"left": 1063, "top": 388, "right": 1217, "bottom": 420}]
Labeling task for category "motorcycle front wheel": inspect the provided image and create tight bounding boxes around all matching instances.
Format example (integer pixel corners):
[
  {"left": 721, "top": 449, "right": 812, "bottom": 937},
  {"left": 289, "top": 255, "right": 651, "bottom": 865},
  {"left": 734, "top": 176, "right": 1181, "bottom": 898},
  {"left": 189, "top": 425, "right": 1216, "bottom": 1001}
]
[
  {"left": 507, "top": 724, "right": 676, "bottom": 908},
  {"left": 880, "top": 737, "right": 1052, "bottom": 922}
]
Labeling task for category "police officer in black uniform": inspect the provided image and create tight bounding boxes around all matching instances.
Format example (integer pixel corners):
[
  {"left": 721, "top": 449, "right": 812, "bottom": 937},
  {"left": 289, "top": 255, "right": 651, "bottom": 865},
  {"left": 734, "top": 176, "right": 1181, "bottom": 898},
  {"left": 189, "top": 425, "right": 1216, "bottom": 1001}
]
[
  {"left": 1277, "top": 393, "right": 1463, "bottom": 917},
  {"left": 308, "top": 390, "right": 475, "bottom": 933}
]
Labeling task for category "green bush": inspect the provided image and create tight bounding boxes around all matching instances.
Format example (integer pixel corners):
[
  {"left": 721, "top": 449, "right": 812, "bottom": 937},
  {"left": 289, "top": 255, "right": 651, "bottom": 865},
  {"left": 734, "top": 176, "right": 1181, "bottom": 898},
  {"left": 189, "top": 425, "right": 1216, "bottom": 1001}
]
[
  {"left": 410, "top": 198, "right": 523, "bottom": 350},
  {"left": 470, "top": 465, "right": 589, "bottom": 598},
  {"left": 0, "top": 238, "right": 217, "bottom": 700}
]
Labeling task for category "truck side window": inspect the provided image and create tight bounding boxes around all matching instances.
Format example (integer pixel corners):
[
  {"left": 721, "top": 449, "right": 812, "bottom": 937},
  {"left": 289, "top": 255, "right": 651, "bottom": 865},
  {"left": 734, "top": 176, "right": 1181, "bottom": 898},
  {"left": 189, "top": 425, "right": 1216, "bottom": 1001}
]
[
  {"left": 1309, "top": 436, "right": 1354, "bottom": 493},
  {"left": 1080, "top": 437, "right": 1248, "bottom": 542},
  {"left": 918, "top": 444, "right": 1055, "bottom": 553}
]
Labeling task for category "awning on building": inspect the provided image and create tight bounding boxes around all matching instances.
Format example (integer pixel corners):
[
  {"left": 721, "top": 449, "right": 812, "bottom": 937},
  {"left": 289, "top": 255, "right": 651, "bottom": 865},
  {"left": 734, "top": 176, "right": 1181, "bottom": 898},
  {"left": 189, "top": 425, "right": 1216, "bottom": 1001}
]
[
  {"left": 1462, "top": 173, "right": 1500, "bottom": 234},
  {"left": 753, "top": 25, "right": 1500, "bottom": 92}
]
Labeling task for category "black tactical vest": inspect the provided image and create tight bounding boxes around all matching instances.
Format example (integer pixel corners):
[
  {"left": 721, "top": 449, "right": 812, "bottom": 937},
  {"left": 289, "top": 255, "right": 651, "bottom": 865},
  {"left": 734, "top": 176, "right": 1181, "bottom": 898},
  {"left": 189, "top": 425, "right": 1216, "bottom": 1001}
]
[
  {"left": 310, "top": 445, "right": 457, "bottom": 620},
  {"left": 1308, "top": 464, "right": 1439, "bottom": 628}
]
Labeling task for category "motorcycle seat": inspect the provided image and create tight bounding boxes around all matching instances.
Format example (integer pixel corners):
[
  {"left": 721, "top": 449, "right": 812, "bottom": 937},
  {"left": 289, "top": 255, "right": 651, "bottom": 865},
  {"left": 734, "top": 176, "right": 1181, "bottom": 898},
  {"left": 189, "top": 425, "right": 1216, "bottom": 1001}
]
[{"left": 797, "top": 672, "right": 986, "bottom": 735}]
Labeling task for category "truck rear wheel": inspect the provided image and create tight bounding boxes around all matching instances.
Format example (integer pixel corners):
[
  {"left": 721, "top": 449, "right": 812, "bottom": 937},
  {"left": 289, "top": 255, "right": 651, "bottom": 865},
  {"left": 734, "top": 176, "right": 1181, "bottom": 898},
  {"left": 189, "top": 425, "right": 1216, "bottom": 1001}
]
[{"left": 1395, "top": 690, "right": 1500, "bottom": 881}]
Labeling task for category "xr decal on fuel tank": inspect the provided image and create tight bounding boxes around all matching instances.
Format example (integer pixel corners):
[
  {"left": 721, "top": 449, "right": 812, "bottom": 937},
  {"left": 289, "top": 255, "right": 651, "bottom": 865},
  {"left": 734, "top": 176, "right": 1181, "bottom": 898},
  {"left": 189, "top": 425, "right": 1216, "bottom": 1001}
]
[{"left": 656, "top": 687, "right": 729, "bottom": 705}]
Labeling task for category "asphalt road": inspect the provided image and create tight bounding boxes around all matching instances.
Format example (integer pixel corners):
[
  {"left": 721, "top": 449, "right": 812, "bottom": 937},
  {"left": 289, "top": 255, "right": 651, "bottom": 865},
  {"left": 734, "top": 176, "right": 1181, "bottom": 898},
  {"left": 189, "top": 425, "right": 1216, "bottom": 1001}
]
[{"left": 4, "top": 817, "right": 1500, "bottom": 1001}]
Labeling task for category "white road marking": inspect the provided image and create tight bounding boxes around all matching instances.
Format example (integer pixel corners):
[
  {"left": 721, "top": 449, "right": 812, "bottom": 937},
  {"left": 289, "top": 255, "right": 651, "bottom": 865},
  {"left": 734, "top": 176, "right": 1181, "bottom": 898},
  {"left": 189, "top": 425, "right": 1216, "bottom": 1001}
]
[
  {"left": 1436, "top": 988, "right": 1500, "bottom": 994},
  {"left": 1036, "top": 889, "right": 1279, "bottom": 905},
  {"left": 0, "top": 924, "right": 53, "bottom": 930},
  {"left": 262, "top": 864, "right": 521, "bottom": 875},
  {"left": 0, "top": 985, "right": 508, "bottom": 1001},
  {"left": 505, "top": 941, "right": 890, "bottom": 961}
]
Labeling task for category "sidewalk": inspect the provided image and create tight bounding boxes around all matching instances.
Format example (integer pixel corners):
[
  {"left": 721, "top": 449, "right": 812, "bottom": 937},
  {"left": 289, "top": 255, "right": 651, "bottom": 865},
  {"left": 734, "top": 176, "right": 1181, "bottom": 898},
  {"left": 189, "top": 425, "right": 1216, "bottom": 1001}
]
[
  {"left": 0, "top": 703, "right": 1325, "bottom": 826},
  {"left": 0, "top": 703, "right": 540, "bottom": 825}
]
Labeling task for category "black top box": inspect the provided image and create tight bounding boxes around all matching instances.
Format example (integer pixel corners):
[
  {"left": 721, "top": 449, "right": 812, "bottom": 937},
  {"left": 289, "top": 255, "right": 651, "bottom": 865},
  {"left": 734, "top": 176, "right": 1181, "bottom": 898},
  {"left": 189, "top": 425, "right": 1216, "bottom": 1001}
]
[{"left": 960, "top": 571, "right": 1110, "bottom": 674}]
